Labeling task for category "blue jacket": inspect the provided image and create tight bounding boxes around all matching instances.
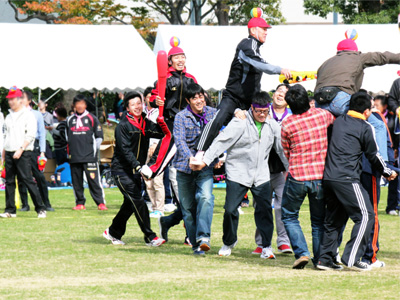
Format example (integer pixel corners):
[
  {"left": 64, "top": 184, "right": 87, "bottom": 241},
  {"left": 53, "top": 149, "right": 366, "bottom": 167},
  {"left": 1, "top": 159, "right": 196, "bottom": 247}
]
[
  {"left": 31, "top": 109, "right": 46, "bottom": 153},
  {"left": 173, "top": 106, "right": 217, "bottom": 174}
]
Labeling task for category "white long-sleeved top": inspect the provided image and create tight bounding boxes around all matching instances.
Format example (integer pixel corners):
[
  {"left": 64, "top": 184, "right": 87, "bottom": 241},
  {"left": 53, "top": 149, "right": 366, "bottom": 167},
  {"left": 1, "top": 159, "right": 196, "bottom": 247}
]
[{"left": 3, "top": 107, "right": 37, "bottom": 152}]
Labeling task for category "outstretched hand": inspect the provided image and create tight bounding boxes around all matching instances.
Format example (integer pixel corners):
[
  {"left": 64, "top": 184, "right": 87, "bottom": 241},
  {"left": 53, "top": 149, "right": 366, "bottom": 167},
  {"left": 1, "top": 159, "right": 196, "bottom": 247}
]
[{"left": 281, "top": 69, "right": 292, "bottom": 79}]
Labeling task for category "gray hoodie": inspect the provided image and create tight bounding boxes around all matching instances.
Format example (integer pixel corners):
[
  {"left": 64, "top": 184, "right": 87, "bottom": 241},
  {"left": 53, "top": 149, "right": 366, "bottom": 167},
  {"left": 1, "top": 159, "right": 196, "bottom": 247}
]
[{"left": 203, "top": 110, "right": 288, "bottom": 188}]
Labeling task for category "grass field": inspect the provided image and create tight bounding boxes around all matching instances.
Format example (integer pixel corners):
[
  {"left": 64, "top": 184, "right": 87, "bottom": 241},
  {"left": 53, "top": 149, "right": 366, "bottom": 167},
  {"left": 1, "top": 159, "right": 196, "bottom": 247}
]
[{"left": 0, "top": 187, "right": 399, "bottom": 299}]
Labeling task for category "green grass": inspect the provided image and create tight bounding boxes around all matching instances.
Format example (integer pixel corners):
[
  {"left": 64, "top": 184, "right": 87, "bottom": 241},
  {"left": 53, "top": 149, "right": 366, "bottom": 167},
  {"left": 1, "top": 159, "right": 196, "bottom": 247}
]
[{"left": 0, "top": 188, "right": 399, "bottom": 299}]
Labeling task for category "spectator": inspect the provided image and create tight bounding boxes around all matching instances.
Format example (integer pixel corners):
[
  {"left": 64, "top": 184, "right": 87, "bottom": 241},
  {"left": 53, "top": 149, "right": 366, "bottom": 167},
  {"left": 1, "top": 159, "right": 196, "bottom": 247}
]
[
  {"left": 38, "top": 99, "right": 54, "bottom": 134},
  {"left": 53, "top": 107, "right": 68, "bottom": 165},
  {"left": 281, "top": 84, "right": 335, "bottom": 269}
]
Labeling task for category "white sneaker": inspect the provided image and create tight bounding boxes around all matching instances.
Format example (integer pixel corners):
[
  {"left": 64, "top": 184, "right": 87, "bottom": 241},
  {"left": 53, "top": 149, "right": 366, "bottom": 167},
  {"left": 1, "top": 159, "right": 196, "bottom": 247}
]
[
  {"left": 146, "top": 202, "right": 153, "bottom": 212},
  {"left": 260, "top": 246, "right": 276, "bottom": 259},
  {"left": 387, "top": 210, "right": 398, "bottom": 216},
  {"left": 150, "top": 210, "right": 164, "bottom": 218},
  {"left": 146, "top": 236, "right": 165, "bottom": 247},
  {"left": 103, "top": 228, "right": 125, "bottom": 245},
  {"left": 164, "top": 203, "right": 177, "bottom": 212},
  {"left": 37, "top": 211, "right": 47, "bottom": 218},
  {"left": 0, "top": 212, "right": 16, "bottom": 218},
  {"left": 370, "top": 259, "right": 385, "bottom": 268},
  {"left": 237, "top": 207, "right": 244, "bottom": 215},
  {"left": 218, "top": 241, "right": 237, "bottom": 256}
]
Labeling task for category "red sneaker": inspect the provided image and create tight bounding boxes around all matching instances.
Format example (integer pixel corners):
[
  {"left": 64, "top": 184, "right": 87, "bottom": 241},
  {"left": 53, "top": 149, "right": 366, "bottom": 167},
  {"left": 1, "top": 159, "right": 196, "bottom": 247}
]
[
  {"left": 98, "top": 203, "right": 108, "bottom": 211},
  {"left": 146, "top": 236, "right": 166, "bottom": 247},
  {"left": 72, "top": 204, "right": 86, "bottom": 210},
  {"left": 252, "top": 246, "right": 262, "bottom": 255},
  {"left": 278, "top": 244, "right": 293, "bottom": 254}
]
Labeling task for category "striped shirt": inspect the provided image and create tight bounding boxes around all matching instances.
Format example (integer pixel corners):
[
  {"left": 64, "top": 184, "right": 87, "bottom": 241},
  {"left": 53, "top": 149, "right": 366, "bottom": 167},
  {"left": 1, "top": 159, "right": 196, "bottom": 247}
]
[{"left": 281, "top": 108, "right": 335, "bottom": 181}]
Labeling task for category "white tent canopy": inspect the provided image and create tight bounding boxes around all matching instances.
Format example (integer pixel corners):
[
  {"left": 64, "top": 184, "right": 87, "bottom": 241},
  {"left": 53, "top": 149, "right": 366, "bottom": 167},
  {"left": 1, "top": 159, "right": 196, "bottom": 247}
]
[
  {"left": 0, "top": 23, "right": 156, "bottom": 92},
  {"left": 154, "top": 24, "right": 400, "bottom": 93}
]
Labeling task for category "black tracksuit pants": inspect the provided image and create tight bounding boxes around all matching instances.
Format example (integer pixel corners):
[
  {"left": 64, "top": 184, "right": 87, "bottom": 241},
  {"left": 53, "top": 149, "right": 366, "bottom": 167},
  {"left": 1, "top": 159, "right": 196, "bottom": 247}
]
[
  {"left": 5, "top": 151, "right": 45, "bottom": 214},
  {"left": 70, "top": 162, "right": 104, "bottom": 206},
  {"left": 386, "top": 167, "right": 399, "bottom": 213},
  {"left": 109, "top": 174, "right": 156, "bottom": 243},
  {"left": 18, "top": 140, "right": 52, "bottom": 208},
  {"left": 223, "top": 179, "right": 273, "bottom": 248},
  {"left": 196, "top": 92, "right": 249, "bottom": 151},
  {"left": 319, "top": 180, "right": 374, "bottom": 267}
]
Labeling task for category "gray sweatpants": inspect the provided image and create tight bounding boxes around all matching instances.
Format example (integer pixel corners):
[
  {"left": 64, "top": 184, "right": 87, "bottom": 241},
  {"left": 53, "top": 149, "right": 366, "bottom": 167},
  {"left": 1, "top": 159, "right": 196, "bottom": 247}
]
[{"left": 255, "top": 172, "right": 290, "bottom": 247}]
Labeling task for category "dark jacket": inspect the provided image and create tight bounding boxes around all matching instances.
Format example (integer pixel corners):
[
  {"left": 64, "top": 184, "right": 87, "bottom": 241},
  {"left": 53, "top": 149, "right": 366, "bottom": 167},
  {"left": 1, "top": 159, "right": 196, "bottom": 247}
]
[
  {"left": 388, "top": 78, "right": 400, "bottom": 113},
  {"left": 53, "top": 120, "right": 67, "bottom": 150},
  {"left": 324, "top": 112, "right": 392, "bottom": 182},
  {"left": 111, "top": 112, "right": 163, "bottom": 175},
  {"left": 225, "top": 35, "right": 281, "bottom": 106},
  {"left": 315, "top": 51, "right": 400, "bottom": 95},
  {"left": 150, "top": 67, "right": 197, "bottom": 119}
]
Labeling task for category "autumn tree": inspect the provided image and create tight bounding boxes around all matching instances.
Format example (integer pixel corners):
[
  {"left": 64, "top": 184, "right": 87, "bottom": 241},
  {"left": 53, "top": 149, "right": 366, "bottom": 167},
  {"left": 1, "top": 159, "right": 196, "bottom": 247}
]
[{"left": 303, "top": 0, "right": 400, "bottom": 24}]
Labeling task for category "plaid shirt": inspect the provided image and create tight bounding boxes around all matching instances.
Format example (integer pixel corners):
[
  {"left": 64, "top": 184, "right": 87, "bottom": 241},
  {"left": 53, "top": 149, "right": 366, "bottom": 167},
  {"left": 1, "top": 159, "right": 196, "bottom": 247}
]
[
  {"left": 281, "top": 108, "right": 335, "bottom": 181},
  {"left": 172, "top": 106, "right": 217, "bottom": 174}
]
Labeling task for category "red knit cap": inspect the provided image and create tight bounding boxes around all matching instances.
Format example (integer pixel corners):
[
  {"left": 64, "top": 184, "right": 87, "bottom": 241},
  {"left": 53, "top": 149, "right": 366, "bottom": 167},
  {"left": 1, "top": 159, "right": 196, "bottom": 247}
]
[
  {"left": 337, "top": 39, "right": 358, "bottom": 52},
  {"left": 6, "top": 86, "right": 22, "bottom": 99},
  {"left": 248, "top": 17, "right": 271, "bottom": 29}
]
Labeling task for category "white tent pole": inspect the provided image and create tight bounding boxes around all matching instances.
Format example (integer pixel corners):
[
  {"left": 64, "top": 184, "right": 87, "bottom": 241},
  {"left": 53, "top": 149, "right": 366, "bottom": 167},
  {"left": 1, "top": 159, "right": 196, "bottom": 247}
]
[
  {"left": 44, "top": 88, "right": 61, "bottom": 103},
  {"left": 38, "top": 88, "right": 41, "bottom": 103}
]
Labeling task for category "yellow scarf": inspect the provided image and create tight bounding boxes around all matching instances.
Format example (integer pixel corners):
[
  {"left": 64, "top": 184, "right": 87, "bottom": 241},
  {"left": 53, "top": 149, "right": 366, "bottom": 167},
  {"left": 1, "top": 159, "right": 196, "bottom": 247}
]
[{"left": 347, "top": 110, "right": 366, "bottom": 120}]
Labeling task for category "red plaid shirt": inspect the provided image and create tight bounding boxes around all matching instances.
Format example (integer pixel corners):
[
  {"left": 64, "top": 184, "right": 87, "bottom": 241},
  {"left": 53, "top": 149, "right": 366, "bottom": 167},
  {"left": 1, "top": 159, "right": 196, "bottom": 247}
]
[{"left": 281, "top": 108, "right": 335, "bottom": 181}]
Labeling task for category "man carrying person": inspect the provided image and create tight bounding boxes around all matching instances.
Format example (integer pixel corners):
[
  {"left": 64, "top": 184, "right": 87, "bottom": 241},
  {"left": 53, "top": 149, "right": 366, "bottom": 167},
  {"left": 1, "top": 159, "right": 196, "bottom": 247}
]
[
  {"left": 192, "top": 91, "right": 288, "bottom": 259},
  {"left": 192, "top": 12, "right": 291, "bottom": 161},
  {"left": 0, "top": 87, "right": 46, "bottom": 218},
  {"left": 66, "top": 95, "right": 107, "bottom": 211},
  {"left": 317, "top": 92, "right": 397, "bottom": 272},
  {"left": 18, "top": 91, "right": 54, "bottom": 211},
  {"left": 103, "top": 92, "right": 166, "bottom": 246},
  {"left": 280, "top": 84, "right": 335, "bottom": 269}
]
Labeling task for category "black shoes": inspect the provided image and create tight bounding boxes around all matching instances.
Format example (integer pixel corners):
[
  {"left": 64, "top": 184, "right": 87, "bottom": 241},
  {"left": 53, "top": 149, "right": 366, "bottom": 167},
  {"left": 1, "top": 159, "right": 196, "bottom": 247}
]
[
  {"left": 19, "top": 206, "right": 30, "bottom": 212},
  {"left": 46, "top": 207, "right": 55, "bottom": 212},
  {"left": 316, "top": 261, "right": 343, "bottom": 271}
]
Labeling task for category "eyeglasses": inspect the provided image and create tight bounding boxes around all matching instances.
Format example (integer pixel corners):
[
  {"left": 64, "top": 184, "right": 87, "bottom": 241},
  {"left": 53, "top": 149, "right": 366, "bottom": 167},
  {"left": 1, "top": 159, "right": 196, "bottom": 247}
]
[{"left": 253, "top": 108, "right": 269, "bottom": 115}]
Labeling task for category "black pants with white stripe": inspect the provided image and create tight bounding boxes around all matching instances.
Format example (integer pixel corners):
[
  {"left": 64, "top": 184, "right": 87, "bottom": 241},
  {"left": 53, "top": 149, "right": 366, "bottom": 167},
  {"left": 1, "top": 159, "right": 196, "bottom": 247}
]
[
  {"left": 70, "top": 162, "right": 105, "bottom": 206},
  {"left": 319, "top": 180, "right": 374, "bottom": 267},
  {"left": 195, "top": 92, "right": 249, "bottom": 151},
  {"left": 109, "top": 174, "right": 156, "bottom": 243}
]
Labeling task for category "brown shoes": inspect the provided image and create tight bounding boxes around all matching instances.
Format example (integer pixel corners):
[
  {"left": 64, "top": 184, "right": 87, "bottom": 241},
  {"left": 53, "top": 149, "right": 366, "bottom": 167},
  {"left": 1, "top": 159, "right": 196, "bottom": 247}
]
[{"left": 293, "top": 256, "right": 309, "bottom": 269}]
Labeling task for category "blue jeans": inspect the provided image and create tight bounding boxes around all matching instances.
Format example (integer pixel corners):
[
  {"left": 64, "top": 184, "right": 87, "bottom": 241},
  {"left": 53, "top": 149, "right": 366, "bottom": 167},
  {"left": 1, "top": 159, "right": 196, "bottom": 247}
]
[
  {"left": 281, "top": 174, "right": 325, "bottom": 264},
  {"left": 315, "top": 91, "right": 351, "bottom": 117},
  {"left": 177, "top": 169, "right": 215, "bottom": 250},
  {"left": 367, "top": 113, "right": 388, "bottom": 161}
]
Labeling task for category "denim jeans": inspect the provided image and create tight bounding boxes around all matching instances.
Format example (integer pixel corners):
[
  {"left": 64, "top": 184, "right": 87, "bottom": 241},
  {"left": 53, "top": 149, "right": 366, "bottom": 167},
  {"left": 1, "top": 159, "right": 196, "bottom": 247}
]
[
  {"left": 177, "top": 169, "right": 215, "bottom": 250},
  {"left": 367, "top": 113, "right": 388, "bottom": 161},
  {"left": 315, "top": 91, "right": 351, "bottom": 117},
  {"left": 281, "top": 174, "right": 325, "bottom": 263}
]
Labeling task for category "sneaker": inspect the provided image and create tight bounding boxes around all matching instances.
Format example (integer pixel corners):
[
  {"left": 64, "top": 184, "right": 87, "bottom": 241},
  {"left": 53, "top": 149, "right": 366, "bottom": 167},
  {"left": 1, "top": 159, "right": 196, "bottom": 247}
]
[
  {"left": 164, "top": 203, "right": 177, "bottom": 212},
  {"left": 150, "top": 210, "right": 164, "bottom": 218},
  {"left": 237, "top": 207, "right": 244, "bottom": 215},
  {"left": 252, "top": 246, "right": 262, "bottom": 255},
  {"left": 19, "top": 206, "right": 30, "bottom": 212},
  {"left": 103, "top": 228, "right": 125, "bottom": 245},
  {"left": 98, "top": 203, "right": 108, "bottom": 211},
  {"left": 334, "top": 251, "right": 342, "bottom": 265},
  {"left": 316, "top": 261, "right": 343, "bottom": 271},
  {"left": 37, "top": 210, "right": 47, "bottom": 218},
  {"left": 146, "top": 236, "right": 166, "bottom": 247},
  {"left": 278, "top": 244, "right": 293, "bottom": 254},
  {"left": 346, "top": 261, "right": 372, "bottom": 272},
  {"left": 387, "top": 210, "right": 398, "bottom": 216},
  {"left": 46, "top": 207, "right": 55, "bottom": 212},
  {"left": 72, "top": 204, "right": 86, "bottom": 210},
  {"left": 218, "top": 241, "right": 237, "bottom": 257},
  {"left": 199, "top": 240, "right": 211, "bottom": 252},
  {"left": 184, "top": 236, "right": 192, "bottom": 246},
  {"left": 241, "top": 202, "right": 249, "bottom": 208},
  {"left": 193, "top": 248, "right": 205, "bottom": 256},
  {"left": 260, "top": 246, "right": 276, "bottom": 259},
  {"left": 370, "top": 259, "right": 385, "bottom": 268},
  {"left": 293, "top": 256, "right": 309, "bottom": 269},
  {"left": 0, "top": 212, "right": 16, "bottom": 218},
  {"left": 158, "top": 217, "right": 169, "bottom": 242},
  {"left": 146, "top": 201, "right": 153, "bottom": 212}
]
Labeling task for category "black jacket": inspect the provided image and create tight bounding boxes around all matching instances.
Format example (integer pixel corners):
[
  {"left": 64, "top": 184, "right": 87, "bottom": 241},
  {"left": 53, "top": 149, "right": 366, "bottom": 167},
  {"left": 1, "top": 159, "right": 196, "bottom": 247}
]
[
  {"left": 111, "top": 112, "right": 163, "bottom": 175},
  {"left": 388, "top": 78, "right": 400, "bottom": 113},
  {"left": 324, "top": 113, "right": 392, "bottom": 182},
  {"left": 225, "top": 35, "right": 281, "bottom": 105}
]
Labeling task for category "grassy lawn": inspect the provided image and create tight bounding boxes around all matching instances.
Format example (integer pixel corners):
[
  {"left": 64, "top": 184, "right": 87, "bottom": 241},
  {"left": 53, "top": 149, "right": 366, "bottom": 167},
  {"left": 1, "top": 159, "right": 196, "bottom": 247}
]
[{"left": 0, "top": 187, "right": 398, "bottom": 299}]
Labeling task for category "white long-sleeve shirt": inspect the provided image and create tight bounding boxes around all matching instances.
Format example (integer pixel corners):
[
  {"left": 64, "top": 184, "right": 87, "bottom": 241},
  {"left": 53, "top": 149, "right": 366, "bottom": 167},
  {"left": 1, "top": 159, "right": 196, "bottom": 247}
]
[{"left": 3, "top": 107, "right": 37, "bottom": 152}]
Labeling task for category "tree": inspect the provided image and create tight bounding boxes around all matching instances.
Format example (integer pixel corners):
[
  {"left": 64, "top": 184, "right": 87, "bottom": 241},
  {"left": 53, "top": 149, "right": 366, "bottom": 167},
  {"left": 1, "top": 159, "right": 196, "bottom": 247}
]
[{"left": 303, "top": 0, "right": 400, "bottom": 24}]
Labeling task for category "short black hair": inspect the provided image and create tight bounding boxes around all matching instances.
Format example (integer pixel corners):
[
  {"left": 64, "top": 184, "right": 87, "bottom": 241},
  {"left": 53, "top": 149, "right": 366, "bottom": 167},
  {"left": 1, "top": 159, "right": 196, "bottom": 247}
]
[
  {"left": 144, "top": 87, "right": 153, "bottom": 98},
  {"left": 24, "top": 90, "right": 33, "bottom": 102},
  {"left": 374, "top": 95, "right": 387, "bottom": 106},
  {"left": 73, "top": 94, "right": 87, "bottom": 106},
  {"left": 252, "top": 91, "right": 271, "bottom": 106},
  {"left": 185, "top": 83, "right": 204, "bottom": 100},
  {"left": 124, "top": 91, "right": 142, "bottom": 109},
  {"left": 55, "top": 107, "right": 67, "bottom": 119},
  {"left": 284, "top": 84, "right": 310, "bottom": 115},
  {"left": 349, "top": 91, "right": 373, "bottom": 113},
  {"left": 275, "top": 83, "right": 290, "bottom": 91}
]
